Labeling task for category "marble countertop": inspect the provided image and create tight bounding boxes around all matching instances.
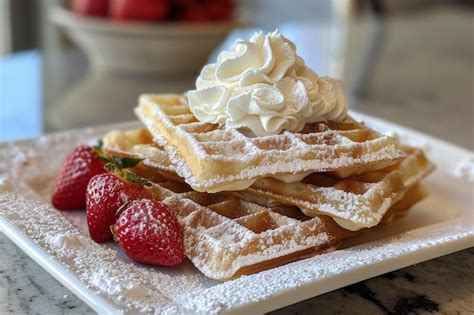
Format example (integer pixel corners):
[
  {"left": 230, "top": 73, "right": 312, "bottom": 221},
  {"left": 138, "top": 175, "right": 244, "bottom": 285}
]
[{"left": 1, "top": 5, "right": 473, "bottom": 315}]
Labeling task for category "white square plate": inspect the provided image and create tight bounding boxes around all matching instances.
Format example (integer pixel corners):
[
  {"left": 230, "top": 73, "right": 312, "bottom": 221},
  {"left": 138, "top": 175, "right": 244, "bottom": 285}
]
[{"left": 1, "top": 113, "right": 473, "bottom": 314}]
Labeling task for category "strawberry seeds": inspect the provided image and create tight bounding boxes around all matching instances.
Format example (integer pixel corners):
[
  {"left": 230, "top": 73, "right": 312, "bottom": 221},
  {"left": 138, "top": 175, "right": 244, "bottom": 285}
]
[{"left": 52, "top": 144, "right": 184, "bottom": 267}]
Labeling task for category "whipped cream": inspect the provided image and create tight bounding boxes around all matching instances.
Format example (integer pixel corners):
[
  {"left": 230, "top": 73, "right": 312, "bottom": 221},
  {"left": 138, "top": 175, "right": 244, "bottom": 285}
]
[{"left": 187, "top": 30, "right": 348, "bottom": 136}]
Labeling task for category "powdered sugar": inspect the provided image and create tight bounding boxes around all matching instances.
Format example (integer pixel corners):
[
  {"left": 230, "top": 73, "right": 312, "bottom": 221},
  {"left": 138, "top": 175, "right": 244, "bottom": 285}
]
[
  {"left": 453, "top": 156, "right": 474, "bottom": 181},
  {"left": 136, "top": 95, "right": 405, "bottom": 192},
  {"left": 175, "top": 221, "right": 473, "bottom": 313},
  {"left": 0, "top": 122, "right": 473, "bottom": 314},
  {"left": 154, "top": 139, "right": 432, "bottom": 231}
]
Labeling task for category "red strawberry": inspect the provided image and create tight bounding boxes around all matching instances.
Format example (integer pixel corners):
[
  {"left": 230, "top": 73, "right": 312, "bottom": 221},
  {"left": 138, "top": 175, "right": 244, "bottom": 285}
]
[
  {"left": 206, "top": 0, "right": 234, "bottom": 21},
  {"left": 175, "top": 0, "right": 235, "bottom": 22},
  {"left": 110, "top": 0, "right": 169, "bottom": 21},
  {"left": 114, "top": 199, "right": 184, "bottom": 266},
  {"left": 71, "top": 0, "right": 109, "bottom": 17},
  {"left": 86, "top": 173, "right": 152, "bottom": 243},
  {"left": 52, "top": 145, "right": 106, "bottom": 210}
]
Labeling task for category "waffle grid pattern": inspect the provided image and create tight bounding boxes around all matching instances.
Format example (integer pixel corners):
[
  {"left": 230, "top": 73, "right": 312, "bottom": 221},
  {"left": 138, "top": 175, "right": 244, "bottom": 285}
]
[
  {"left": 243, "top": 147, "right": 434, "bottom": 229},
  {"left": 102, "top": 128, "right": 175, "bottom": 173},
  {"left": 103, "top": 129, "right": 434, "bottom": 231},
  {"left": 136, "top": 94, "right": 405, "bottom": 192},
  {"left": 147, "top": 178, "right": 351, "bottom": 280},
  {"left": 102, "top": 129, "right": 432, "bottom": 279}
]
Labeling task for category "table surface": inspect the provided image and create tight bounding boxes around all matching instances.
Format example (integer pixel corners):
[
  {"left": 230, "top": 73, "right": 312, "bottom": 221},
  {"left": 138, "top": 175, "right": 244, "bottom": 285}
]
[{"left": 1, "top": 6, "right": 473, "bottom": 315}]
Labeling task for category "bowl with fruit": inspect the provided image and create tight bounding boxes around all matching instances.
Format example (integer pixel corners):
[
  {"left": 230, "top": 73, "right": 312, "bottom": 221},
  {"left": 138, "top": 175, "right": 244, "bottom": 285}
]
[{"left": 50, "top": 0, "right": 239, "bottom": 75}]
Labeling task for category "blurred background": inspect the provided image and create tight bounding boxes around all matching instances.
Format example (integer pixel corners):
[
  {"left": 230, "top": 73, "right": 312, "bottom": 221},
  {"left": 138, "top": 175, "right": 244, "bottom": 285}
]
[{"left": 0, "top": 0, "right": 472, "bottom": 149}]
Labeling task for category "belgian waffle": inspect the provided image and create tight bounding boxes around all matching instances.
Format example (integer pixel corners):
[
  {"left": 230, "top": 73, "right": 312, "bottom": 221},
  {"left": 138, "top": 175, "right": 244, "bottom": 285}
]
[
  {"left": 144, "top": 174, "right": 423, "bottom": 280},
  {"left": 135, "top": 94, "right": 405, "bottom": 193},
  {"left": 235, "top": 147, "right": 434, "bottom": 230},
  {"left": 380, "top": 184, "right": 427, "bottom": 224},
  {"left": 146, "top": 177, "right": 351, "bottom": 280},
  {"left": 101, "top": 128, "right": 174, "bottom": 173},
  {"left": 102, "top": 128, "right": 183, "bottom": 183},
  {"left": 103, "top": 128, "right": 434, "bottom": 231}
]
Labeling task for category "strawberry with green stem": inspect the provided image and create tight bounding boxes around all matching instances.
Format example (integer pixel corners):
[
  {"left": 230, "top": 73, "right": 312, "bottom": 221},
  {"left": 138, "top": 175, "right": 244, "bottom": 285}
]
[
  {"left": 52, "top": 140, "right": 143, "bottom": 210},
  {"left": 86, "top": 170, "right": 152, "bottom": 243},
  {"left": 52, "top": 142, "right": 107, "bottom": 210}
]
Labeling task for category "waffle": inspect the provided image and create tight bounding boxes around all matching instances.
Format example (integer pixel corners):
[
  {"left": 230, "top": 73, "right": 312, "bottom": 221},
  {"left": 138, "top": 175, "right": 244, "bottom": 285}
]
[
  {"left": 144, "top": 174, "right": 423, "bottom": 280},
  {"left": 380, "top": 184, "right": 427, "bottom": 224},
  {"left": 102, "top": 128, "right": 430, "bottom": 279},
  {"left": 135, "top": 94, "right": 405, "bottom": 193},
  {"left": 234, "top": 146, "right": 434, "bottom": 230},
  {"left": 102, "top": 128, "right": 182, "bottom": 183},
  {"left": 148, "top": 178, "right": 352, "bottom": 280},
  {"left": 102, "top": 128, "right": 174, "bottom": 173},
  {"left": 103, "top": 128, "right": 434, "bottom": 231}
]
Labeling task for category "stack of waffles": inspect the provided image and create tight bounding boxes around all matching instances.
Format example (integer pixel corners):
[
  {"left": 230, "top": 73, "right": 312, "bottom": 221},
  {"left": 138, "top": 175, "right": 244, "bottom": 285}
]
[{"left": 101, "top": 94, "right": 434, "bottom": 280}]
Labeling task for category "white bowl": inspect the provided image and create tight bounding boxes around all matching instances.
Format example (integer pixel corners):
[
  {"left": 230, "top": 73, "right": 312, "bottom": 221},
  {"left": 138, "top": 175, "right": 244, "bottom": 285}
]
[{"left": 50, "top": 6, "right": 238, "bottom": 75}]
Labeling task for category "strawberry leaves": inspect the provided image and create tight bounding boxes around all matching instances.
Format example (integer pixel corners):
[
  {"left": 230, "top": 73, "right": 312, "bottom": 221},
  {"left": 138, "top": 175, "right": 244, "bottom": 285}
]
[
  {"left": 93, "top": 139, "right": 143, "bottom": 172},
  {"left": 52, "top": 138, "right": 146, "bottom": 212}
]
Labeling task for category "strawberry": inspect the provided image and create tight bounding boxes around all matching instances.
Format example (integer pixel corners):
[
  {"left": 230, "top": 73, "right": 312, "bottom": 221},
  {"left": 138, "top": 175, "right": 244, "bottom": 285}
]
[
  {"left": 110, "top": 0, "right": 169, "bottom": 21},
  {"left": 86, "top": 172, "right": 152, "bottom": 243},
  {"left": 174, "top": 0, "right": 235, "bottom": 22},
  {"left": 71, "top": 0, "right": 109, "bottom": 17},
  {"left": 114, "top": 199, "right": 184, "bottom": 266},
  {"left": 206, "top": 0, "right": 234, "bottom": 21},
  {"left": 52, "top": 145, "right": 106, "bottom": 210}
]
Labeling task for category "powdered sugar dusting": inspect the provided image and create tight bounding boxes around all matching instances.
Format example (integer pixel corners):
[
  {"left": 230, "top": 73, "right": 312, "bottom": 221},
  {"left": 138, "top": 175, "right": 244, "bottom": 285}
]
[
  {"left": 175, "top": 220, "right": 473, "bottom": 313},
  {"left": 0, "top": 122, "right": 473, "bottom": 314},
  {"left": 143, "top": 134, "right": 433, "bottom": 230},
  {"left": 157, "top": 190, "right": 342, "bottom": 280},
  {"left": 453, "top": 156, "right": 474, "bottom": 181},
  {"left": 136, "top": 95, "right": 405, "bottom": 192}
]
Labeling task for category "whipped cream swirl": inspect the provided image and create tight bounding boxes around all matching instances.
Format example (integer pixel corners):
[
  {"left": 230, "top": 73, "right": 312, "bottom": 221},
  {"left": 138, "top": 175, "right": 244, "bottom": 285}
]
[{"left": 187, "top": 30, "right": 348, "bottom": 136}]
